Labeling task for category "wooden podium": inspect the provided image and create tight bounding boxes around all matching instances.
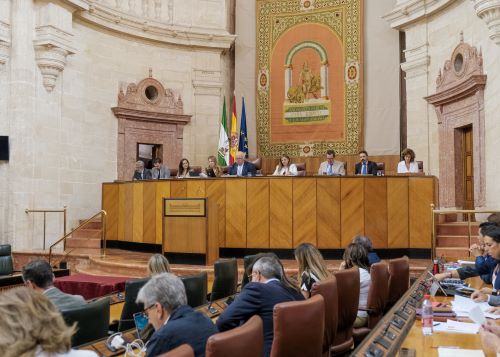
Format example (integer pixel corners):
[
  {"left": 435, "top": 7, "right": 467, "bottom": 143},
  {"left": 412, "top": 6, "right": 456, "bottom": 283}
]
[{"left": 162, "top": 198, "right": 219, "bottom": 265}]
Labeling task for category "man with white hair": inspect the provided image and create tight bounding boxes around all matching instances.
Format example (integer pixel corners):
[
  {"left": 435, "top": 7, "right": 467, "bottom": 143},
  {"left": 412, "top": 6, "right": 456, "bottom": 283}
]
[
  {"left": 216, "top": 256, "right": 303, "bottom": 357},
  {"left": 132, "top": 160, "right": 152, "bottom": 180},
  {"left": 136, "top": 273, "right": 217, "bottom": 357}
]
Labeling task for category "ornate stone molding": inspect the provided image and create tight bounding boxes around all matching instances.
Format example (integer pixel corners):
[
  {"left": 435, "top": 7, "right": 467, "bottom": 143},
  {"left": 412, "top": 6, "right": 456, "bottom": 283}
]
[
  {"left": 472, "top": 0, "right": 500, "bottom": 45},
  {"left": 383, "top": 0, "right": 456, "bottom": 29},
  {"left": 401, "top": 43, "right": 430, "bottom": 79},
  {"left": 425, "top": 37, "right": 486, "bottom": 208},
  {"left": 76, "top": 1, "right": 235, "bottom": 50},
  {"left": 0, "top": 21, "right": 10, "bottom": 69},
  {"left": 192, "top": 69, "right": 223, "bottom": 96},
  {"left": 34, "top": 25, "right": 76, "bottom": 92}
]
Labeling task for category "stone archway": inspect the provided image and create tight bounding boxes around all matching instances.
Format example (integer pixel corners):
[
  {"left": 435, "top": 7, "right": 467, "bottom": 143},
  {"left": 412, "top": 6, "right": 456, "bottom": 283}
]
[
  {"left": 112, "top": 72, "right": 191, "bottom": 180},
  {"left": 425, "top": 36, "right": 486, "bottom": 208}
]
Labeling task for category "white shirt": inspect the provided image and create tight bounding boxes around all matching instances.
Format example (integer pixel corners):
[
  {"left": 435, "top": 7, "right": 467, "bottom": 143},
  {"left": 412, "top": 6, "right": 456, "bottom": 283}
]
[
  {"left": 397, "top": 161, "right": 419, "bottom": 173},
  {"left": 273, "top": 164, "right": 298, "bottom": 176},
  {"left": 237, "top": 164, "right": 244, "bottom": 176},
  {"left": 358, "top": 268, "right": 372, "bottom": 318}
]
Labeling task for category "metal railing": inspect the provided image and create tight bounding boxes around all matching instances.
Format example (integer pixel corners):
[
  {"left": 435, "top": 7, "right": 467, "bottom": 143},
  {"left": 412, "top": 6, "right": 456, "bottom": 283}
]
[
  {"left": 25, "top": 207, "right": 67, "bottom": 250},
  {"left": 48, "top": 210, "right": 107, "bottom": 267},
  {"left": 430, "top": 204, "right": 500, "bottom": 260}
]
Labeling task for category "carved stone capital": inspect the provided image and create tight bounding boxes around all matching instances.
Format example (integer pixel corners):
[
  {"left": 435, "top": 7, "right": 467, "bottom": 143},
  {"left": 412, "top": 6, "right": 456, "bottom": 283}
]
[
  {"left": 401, "top": 43, "right": 430, "bottom": 79},
  {"left": 472, "top": 0, "right": 500, "bottom": 45},
  {"left": 34, "top": 45, "right": 71, "bottom": 92},
  {"left": 384, "top": 0, "right": 456, "bottom": 29}
]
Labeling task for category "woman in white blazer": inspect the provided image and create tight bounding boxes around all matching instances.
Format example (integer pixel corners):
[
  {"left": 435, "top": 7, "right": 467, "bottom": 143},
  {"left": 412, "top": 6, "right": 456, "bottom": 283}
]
[
  {"left": 272, "top": 154, "right": 298, "bottom": 176},
  {"left": 397, "top": 148, "right": 419, "bottom": 173}
]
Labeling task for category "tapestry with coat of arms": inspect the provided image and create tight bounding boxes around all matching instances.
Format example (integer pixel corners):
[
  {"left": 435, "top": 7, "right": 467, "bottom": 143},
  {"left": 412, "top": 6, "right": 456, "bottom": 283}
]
[{"left": 256, "top": 0, "right": 363, "bottom": 158}]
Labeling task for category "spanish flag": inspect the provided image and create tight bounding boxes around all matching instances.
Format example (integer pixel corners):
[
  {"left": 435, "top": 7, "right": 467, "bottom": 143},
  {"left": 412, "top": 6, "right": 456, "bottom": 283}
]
[{"left": 229, "top": 96, "right": 238, "bottom": 165}]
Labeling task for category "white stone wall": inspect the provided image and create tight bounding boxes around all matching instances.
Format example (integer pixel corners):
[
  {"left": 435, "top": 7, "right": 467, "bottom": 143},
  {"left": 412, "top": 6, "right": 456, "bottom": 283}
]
[
  {"left": 389, "top": 0, "right": 500, "bottom": 208},
  {"left": 235, "top": 0, "right": 401, "bottom": 156},
  {"left": 1, "top": 0, "right": 233, "bottom": 249}
]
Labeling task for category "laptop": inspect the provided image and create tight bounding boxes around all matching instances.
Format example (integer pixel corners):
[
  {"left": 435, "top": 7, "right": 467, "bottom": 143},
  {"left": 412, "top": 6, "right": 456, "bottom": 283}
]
[{"left": 189, "top": 170, "right": 200, "bottom": 177}]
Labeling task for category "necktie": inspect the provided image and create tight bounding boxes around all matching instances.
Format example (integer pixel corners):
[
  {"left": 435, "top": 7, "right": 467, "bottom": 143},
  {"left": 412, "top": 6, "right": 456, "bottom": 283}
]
[
  {"left": 362, "top": 163, "right": 367, "bottom": 175},
  {"left": 327, "top": 164, "right": 333, "bottom": 175}
]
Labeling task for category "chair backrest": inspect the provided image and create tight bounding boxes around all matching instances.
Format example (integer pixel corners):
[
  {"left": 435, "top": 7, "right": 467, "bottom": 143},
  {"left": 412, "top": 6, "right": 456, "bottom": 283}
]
[
  {"left": 331, "top": 268, "right": 359, "bottom": 349},
  {"left": 211, "top": 258, "right": 238, "bottom": 301},
  {"left": 310, "top": 276, "right": 338, "bottom": 354},
  {"left": 376, "top": 162, "right": 385, "bottom": 174},
  {"left": 295, "top": 162, "right": 306, "bottom": 175},
  {"left": 157, "top": 344, "right": 195, "bottom": 357},
  {"left": 170, "top": 168, "right": 178, "bottom": 177},
  {"left": 270, "top": 294, "right": 324, "bottom": 357},
  {"left": 247, "top": 157, "right": 262, "bottom": 170},
  {"left": 241, "top": 254, "right": 257, "bottom": 288},
  {"left": 417, "top": 160, "right": 424, "bottom": 172},
  {"left": 118, "top": 277, "right": 150, "bottom": 331},
  {"left": 206, "top": 315, "right": 264, "bottom": 357},
  {"left": 0, "top": 244, "right": 13, "bottom": 276},
  {"left": 387, "top": 257, "right": 410, "bottom": 307},
  {"left": 191, "top": 166, "right": 202, "bottom": 174},
  {"left": 62, "top": 296, "right": 110, "bottom": 347},
  {"left": 366, "top": 262, "right": 390, "bottom": 328},
  {"left": 181, "top": 271, "right": 208, "bottom": 308}
]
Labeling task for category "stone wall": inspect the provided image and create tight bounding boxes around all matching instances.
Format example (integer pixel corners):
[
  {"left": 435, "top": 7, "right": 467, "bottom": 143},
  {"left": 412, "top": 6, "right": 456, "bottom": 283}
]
[{"left": 1, "top": 0, "right": 234, "bottom": 249}]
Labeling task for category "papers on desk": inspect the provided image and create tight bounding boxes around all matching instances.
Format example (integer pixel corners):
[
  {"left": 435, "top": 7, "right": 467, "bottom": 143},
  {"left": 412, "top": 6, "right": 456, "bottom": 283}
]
[
  {"left": 437, "top": 347, "right": 485, "bottom": 357},
  {"left": 452, "top": 295, "right": 500, "bottom": 320},
  {"left": 433, "top": 320, "right": 480, "bottom": 334},
  {"left": 457, "top": 260, "right": 476, "bottom": 267}
]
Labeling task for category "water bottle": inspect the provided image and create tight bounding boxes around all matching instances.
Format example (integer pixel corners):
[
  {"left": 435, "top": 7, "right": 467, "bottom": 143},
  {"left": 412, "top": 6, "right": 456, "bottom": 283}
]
[
  {"left": 422, "top": 294, "right": 433, "bottom": 335},
  {"left": 432, "top": 260, "right": 440, "bottom": 275}
]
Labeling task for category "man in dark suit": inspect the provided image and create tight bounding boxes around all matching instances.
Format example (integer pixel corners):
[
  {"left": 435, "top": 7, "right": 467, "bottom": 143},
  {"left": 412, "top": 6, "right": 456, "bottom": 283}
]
[
  {"left": 216, "top": 256, "right": 304, "bottom": 357},
  {"left": 136, "top": 273, "right": 217, "bottom": 357},
  {"left": 22, "top": 259, "right": 86, "bottom": 311},
  {"left": 132, "top": 160, "right": 152, "bottom": 180},
  {"left": 354, "top": 150, "right": 378, "bottom": 175},
  {"left": 228, "top": 151, "right": 257, "bottom": 176}
]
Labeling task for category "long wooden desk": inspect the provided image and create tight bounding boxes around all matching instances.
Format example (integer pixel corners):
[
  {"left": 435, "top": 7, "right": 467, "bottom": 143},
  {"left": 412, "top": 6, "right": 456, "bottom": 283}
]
[{"left": 102, "top": 176, "right": 437, "bottom": 250}]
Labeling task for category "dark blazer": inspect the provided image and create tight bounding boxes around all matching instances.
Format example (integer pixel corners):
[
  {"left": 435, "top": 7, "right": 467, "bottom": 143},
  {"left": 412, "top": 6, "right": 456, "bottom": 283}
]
[
  {"left": 146, "top": 305, "right": 217, "bottom": 357},
  {"left": 228, "top": 161, "right": 257, "bottom": 176},
  {"left": 368, "top": 251, "right": 381, "bottom": 266},
  {"left": 355, "top": 161, "right": 378, "bottom": 175},
  {"left": 132, "top": 169, "right": 152, "bottom": 180},
  {"left": 216, "top": 280, "right": 304, "bottom": 357}
]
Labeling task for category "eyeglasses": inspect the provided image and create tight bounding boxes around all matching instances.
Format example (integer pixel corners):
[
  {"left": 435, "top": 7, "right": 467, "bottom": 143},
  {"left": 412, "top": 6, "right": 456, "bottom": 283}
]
[
  {"left": 142, "top": 303, "right": 156, "bottom": 316},
  {"left": 248, "top": 271, "right": 260, "bottom": 280}
]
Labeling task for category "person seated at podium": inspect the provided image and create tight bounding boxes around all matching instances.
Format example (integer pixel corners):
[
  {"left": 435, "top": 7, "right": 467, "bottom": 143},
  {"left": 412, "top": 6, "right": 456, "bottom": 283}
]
[
  {"left": 294, "top": 243, "right": 331, "bottom": 298},
  {"left": 177, "top": 158, "right": 192, "bottom": 178},
  {"left": 354, "top": 150, "right": 378, "bottom": 176},
  {"left": 133, "top": 160, "right": 152, "bottom": 180},
  {"left": 228, "top": 151, "right": 256, "bottom": 176},
  {"left": 434, "top": 222, "right": 497, "bottom": 283},
  {"left": 397, "top": 148, "right": 419, "bottom": 173},
  {"left": 0, "top": 287, "right": 98, "bottom": 357},
  {"left": 352, "top": 235, "right": 381, "bottom": 266},
  {"left": 339, "top": 243, "right": 372, "bottom": 328},
  {"left": 151, "top": 158, "right": 170, "bottom": 179},
  {"left": 216, "top": 256, "right": 303, "bottom": 357},
  {"left": 272, "top": 154, "right": 298, "bottom": 176},
  {"left": 201, "top": 155, "right": 223, "bottom": 177},
  {"left": 22, "top": 259, "right": 86, "bottom": 312},
  {"left": 147, "top": 254, "right": 171, "bottom": 276},
  {"left": 136, "top": 273, "right": 217, "bottom": 357},
  {"left": 317, "top": 149, "right": 345, "bottom": 176}
]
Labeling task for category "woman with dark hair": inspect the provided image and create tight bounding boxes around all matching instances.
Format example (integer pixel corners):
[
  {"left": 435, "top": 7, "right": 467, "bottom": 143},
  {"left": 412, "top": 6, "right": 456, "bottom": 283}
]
[
  {"left": 177, "top": 158, "right": 191, "bottom": 178},
  {"left": 272, "top": 154, "right": 298, "bottom": 176},
  {"left": 294, "top": 243, "right": 331, "bottom": 298},
  {"left": 471, "top": 227, "right": 500, "bottom": 305},
  {"left": 397, "top": 148, "right": 419, "bottom": 173},
  {"left": 340, "top": 243, "right": 372, "bottom": 328}
]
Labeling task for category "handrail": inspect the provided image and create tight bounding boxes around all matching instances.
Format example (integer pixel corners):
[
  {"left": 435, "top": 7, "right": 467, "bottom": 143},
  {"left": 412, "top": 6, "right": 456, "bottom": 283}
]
[
  {"left": 48, "top": 210, "right": 107, "bottom": 267},
  {"left": 25, "top": 207, "right": 67, "bottom": 250},
  {"left": 430, "top": 204, "right": 500, "bottom": 261}
]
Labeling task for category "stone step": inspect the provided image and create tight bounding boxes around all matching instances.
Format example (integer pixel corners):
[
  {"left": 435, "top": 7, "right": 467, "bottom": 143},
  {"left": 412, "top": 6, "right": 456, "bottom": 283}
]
[
  {"left": 64, "top": 248, "right": 103, "bottom": 256},
  {"left": 65, "top": 238, "right": 101, "bottom": 249},
  {"left": 72, "top": 228, "right": 102, "bottom": 239},
  {"left": 436, "top": 247, "right": 470, "bottom": 259},
  {"left": 436, "top": 223, "right": 479, "bottom": 236},
  {"left": 77, "top": 220, "right": 102, "bottom": 230},
  {"left": 436, "top": 235, "right": 474, "bottom": 248}
]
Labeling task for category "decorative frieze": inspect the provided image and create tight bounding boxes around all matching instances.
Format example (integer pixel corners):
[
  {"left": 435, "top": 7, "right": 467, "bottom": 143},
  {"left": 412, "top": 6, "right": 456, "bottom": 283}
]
[
  {"left": 401, "top": 43, "right": 430, "bottom": 79},
  {"left": 383, "top": 0, "right": 455, "bottom": 29},
  {"left": 472, "top": 0, "right": 500, "bottom": 45}
]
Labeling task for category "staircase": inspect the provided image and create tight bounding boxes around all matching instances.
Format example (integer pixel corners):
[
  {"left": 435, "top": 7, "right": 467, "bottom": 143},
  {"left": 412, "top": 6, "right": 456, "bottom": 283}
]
[
  {"left": 435, "top": 221, "right": 479, "bottom": 259},
  {"left": 64, "top": 219, "right": 103, "bottom": 256}
]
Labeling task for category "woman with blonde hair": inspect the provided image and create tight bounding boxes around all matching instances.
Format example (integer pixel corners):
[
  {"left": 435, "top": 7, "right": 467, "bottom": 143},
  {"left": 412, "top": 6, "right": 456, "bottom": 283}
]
[
  {"left": 201, "top": 155, "right": 223, "bottom": 177},
  {"left": 294, "top": 243, "right": 331, "bottom": 298},
  {"left": 0, "top": 287, "right": 97, "bottom": 357},
  {"left": 147, "top": 253, "right": 171, "bottom": 276}
]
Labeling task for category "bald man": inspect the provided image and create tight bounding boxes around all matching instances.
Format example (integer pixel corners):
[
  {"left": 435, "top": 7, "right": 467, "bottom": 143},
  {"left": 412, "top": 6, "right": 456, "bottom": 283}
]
[{"left": 228, "top": 151, "right": 257, "bottom": 176}]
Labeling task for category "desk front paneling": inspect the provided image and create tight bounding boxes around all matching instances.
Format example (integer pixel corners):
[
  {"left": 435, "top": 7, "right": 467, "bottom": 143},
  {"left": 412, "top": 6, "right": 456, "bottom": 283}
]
[{"left": 103, "top": 176, "right": 437, "bottom": 250}]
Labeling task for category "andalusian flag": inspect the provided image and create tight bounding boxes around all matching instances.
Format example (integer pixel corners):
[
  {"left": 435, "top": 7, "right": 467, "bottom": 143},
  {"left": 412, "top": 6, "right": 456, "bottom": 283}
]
[
  {"left": 229, "top": 96, "right": 238, "bottom": 164},
  {"left": 217, "top": 97, "right": 229, "bottom": 166}
]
